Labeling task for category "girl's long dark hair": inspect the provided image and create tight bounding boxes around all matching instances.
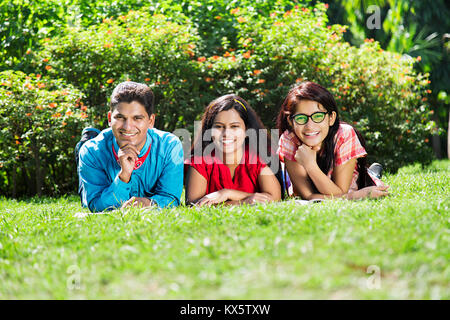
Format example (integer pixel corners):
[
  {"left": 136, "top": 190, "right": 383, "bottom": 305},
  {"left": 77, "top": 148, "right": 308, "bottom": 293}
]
[
  {"left": 276, "top": 81, "right": 374, "bottom": 189},
  {"left": 190, "top": 94, "right": 274, "bottom": 163}
]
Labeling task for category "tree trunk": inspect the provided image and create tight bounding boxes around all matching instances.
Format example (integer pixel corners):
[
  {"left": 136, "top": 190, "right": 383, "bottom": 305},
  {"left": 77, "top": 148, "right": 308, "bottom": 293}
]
[
  {"left": 32, "top": 140, "right": 42, "bottom": 197},
  {"left": 12, "top": 164, "right": 16, "bottom": 198},
  {"left": 432, "top": 112, "right": 442, "bottom": 159}
]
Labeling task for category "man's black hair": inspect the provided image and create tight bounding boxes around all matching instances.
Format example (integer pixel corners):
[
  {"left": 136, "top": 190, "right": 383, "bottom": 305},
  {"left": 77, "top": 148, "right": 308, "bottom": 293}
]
[{"left": 110, "top": 81, "right": 154, "bottom": 116}]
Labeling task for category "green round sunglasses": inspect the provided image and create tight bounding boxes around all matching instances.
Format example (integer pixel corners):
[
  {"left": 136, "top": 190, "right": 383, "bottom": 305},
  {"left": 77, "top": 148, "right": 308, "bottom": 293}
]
[{"left": 290, "top": 111, "right": 329, "bottom": 125}]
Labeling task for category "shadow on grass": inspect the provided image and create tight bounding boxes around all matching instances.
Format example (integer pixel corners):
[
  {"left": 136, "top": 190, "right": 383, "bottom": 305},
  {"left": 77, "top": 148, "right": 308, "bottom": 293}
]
[{"left": 1, "top": 194, "right": 80, "bottom": 205}]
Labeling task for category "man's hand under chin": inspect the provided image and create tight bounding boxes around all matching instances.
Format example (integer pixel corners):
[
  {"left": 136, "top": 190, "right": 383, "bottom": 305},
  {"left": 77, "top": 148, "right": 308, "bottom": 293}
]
[
  {"left": 121, "top": 196, "right": 153, "bottom": 209},
  {"left": 117, "top": 143, "right": 139, "bottom": 183}
]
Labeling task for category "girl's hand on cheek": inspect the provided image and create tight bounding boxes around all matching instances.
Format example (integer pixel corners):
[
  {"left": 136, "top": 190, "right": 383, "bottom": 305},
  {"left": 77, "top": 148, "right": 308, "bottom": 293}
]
[{"left": 294, "top": 144, "right": 317, "bottom": 169}]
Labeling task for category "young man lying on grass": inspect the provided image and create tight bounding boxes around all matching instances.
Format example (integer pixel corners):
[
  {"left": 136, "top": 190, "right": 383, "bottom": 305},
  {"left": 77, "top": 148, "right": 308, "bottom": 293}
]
[{"left": 77, "top": 81, "right": 184, "bottom": 212}]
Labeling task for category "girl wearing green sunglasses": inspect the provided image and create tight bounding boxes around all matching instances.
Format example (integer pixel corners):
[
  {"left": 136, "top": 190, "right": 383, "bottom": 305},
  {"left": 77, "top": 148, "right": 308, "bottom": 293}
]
[{"left": 276, "top": 81, "right": 388, "bottom": 200}]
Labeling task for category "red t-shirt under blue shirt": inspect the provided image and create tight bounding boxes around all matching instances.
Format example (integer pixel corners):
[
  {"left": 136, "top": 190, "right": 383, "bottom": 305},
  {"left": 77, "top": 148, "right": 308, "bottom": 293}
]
[{"left": 185, "top": 147, "right": 267, "bottom": 194}]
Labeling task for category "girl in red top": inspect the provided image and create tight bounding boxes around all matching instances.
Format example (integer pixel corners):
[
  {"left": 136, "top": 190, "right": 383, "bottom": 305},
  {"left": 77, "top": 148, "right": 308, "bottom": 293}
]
[
  {"left": 185, "top": 94, "right": 281, "bottom": 206},
  {"left": 276, "top": 81, "right": 389, "bottom": 200}
]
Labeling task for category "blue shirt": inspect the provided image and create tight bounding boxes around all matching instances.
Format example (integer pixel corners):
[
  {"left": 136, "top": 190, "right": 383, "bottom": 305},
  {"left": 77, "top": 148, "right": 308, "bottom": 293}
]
[{"left": 78, "top": 128, "right": 183, "bottom": 212}]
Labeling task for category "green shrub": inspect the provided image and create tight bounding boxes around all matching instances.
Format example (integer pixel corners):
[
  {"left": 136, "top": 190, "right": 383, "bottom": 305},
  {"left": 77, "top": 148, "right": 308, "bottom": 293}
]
[
  {"left": 0, "top": 0, "right": 156, "bottom": 71},
  {"left": 32, "top": 11, "right": 202, "bottom": 130},
  {"left": 0, "top": 70, "right": 90, "bottom": 197}
]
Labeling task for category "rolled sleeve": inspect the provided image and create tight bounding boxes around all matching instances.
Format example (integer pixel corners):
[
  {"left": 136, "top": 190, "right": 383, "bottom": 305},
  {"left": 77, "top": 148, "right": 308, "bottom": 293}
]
[{"left": 79, "top": 146, "right": 131, "bottom": 212}]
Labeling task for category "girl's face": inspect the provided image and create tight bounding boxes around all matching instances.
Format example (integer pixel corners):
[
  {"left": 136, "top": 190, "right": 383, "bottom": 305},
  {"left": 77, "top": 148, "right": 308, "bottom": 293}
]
[
  {"left": 289, "top": 100, "right": 336, "bottom": 149},
  {"left": 211, "top": 109, "right": 246, "bottom": 154}
]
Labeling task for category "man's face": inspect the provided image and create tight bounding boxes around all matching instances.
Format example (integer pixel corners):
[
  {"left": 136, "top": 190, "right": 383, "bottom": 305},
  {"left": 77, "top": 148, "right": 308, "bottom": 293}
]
[{"left": 108, "top": 101, "right": 155, "bottom": 151}]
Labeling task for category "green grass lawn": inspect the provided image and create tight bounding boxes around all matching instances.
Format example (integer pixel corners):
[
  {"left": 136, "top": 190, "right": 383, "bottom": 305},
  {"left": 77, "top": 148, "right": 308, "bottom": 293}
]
[{"left": 0, "top": 160, "right": 449, "bottom": 299}]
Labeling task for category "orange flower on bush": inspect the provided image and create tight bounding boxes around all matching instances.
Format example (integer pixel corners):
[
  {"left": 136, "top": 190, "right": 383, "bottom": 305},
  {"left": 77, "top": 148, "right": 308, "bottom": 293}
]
[
  {"left": 230, "top": 8, "right": 239, "bottom": 15},
  {"left": 212, "top": 55, "right": 220, "bottom": 60},
  {"left": 104, "top": 43, "right": 113, "bottom": 48},
  {"left": 205, "top": 77, "right": 213, "bottom": 82},
  {"left": 52, "top": 113, "right": 62, "bottom": 118},
  {"left": 224, "top": 52, "right": 231, "bottom": 57},
  {"left": 416, "top": 56, "right": 422, "bottom": 62},
  {"left": 253, "top": 70, "right": 261, "bottom": 76},
  {"left": 80, "top": 112, "right": 88, "bottom": 119},
  {"left": 45, "top": 65, "right": 52, "bottom": 71},
  {"left": 62, "top": 122, "right": 67, "bottom": 126},
  {"left": 43, "top": 58, "right": 49, "bottom": 63},
  {"left": 215, "top": 16, "right": 222, "bottom": 20},
  {"left": 242, "top": 51, "right": 251, "bottom": 59},
  {"left": 145, "top": 78, "right": 151, "bottom": 82},
  {"left": 237, "top": 17, "right": 246, "bottom": 23},
  {"left": 66, "top": 110, "right": 73, "bottom": 116},
  {"left": 26, "top": 113, "right": 32, "bottom": 116},
  {"left": 197, "top": 56, "right": 206, "bottom": 62},
  {"left": 81, "top": 106, "right": 87, "bottom": 111},
  {"left": 26, "top": 49, "right": 32, "bottom": 54},
  {"left": 107, "top": 79, "right": 114, "bottom": 84},
  {"left": 37, "top": 82, "right": 46, "bottom": 89},
  {"left": 230, "top": 56, "right": 236, "bottom": 62},
  {"left": 257, "top": 79, "right": 265, "bottom": 84},
  {"left": 15, "top": 140, "right": 20, "bottom": 145},
  {"left": 49, "top": 102, "right": 57, "bottom": 108}
]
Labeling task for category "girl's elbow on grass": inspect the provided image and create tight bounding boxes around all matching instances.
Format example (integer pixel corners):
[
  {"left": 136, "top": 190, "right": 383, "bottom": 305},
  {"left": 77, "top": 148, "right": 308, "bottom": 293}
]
[{"left": 266, "top": 191, "right": 281, "bottom": 202}]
